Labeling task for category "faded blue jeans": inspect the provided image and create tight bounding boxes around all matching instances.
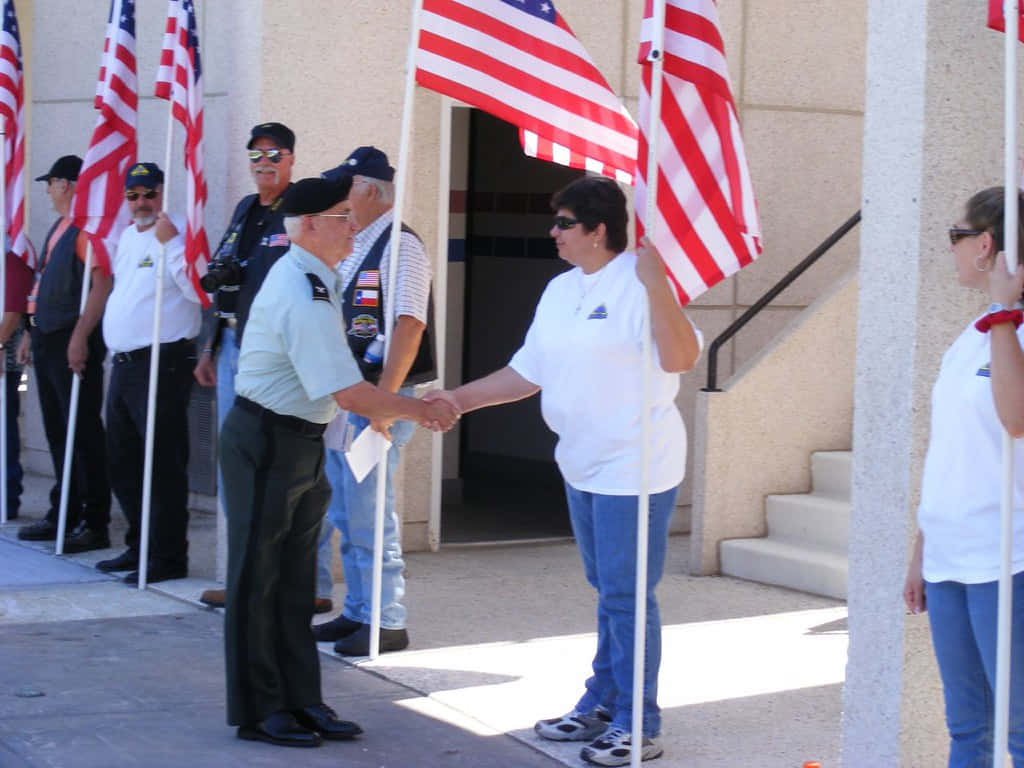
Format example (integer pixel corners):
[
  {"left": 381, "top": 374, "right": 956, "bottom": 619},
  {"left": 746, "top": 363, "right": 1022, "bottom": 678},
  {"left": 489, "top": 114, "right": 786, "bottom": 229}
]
[
  {"left": 215, "top": 326, "right": 240, "bottom": 513},
  {"left": 316, "top": 406, "right": 414, "bottom": 629},
  {"left": 566, "top": 482, "right": 677, "bottom": 738},
  {"left": 926, "top": 573, "right": 1024, "bottom": 767}
]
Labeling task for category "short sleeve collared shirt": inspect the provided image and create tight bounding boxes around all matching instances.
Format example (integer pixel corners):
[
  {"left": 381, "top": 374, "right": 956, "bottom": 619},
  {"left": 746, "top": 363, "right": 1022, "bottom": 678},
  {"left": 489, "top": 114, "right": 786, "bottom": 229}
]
[{"left": 235, "top": 243, "right": 363, "bottom": 423}]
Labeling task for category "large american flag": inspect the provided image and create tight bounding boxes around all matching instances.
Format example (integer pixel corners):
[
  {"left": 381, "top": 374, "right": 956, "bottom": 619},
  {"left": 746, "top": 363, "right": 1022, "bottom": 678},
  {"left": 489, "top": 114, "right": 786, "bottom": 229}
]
[
  {"left": 0, "top": 0, "right": 30, "bottom": 268},
  {"left": 636, "top": 0, "right": 761, "bottom": 304},
  {"left": 72, "top": 0, "right": 137, "bottom": 275},
  {"left": 416, "top": 0, "right": 637, "bottom": 183},
  {"left": 988, "top": 0, "right": 1024, "bottom": 41},
  {"left": 155, "top": 0, "right": 210, "bottom": 307}
]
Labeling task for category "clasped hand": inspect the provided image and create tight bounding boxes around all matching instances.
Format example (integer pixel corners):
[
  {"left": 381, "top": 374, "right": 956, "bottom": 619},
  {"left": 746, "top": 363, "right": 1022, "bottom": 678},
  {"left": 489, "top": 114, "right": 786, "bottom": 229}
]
[{"left": 419, "top": 392, "right": 460, "bottom": 432}]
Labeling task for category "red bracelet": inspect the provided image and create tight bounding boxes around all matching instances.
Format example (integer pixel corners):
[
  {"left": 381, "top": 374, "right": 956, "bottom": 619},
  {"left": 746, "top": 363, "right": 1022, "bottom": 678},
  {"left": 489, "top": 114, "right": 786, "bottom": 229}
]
[{"left": 975, "top": 309, "right": 1024, "bottom": 332}]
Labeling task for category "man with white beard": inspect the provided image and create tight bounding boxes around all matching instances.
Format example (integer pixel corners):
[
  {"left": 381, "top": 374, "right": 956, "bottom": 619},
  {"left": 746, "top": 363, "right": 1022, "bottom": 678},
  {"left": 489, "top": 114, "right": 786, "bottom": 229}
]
[{"left": 95, "top": 162, "right": 202, "bottom": 583}]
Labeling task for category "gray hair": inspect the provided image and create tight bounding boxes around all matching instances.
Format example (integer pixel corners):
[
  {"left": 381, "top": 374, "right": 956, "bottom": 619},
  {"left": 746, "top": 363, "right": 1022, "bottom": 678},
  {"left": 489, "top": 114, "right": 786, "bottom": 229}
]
[
  {"left": 283, "top": 215, "right": 302, "bottom": 240},
  {"left": 359, "top": 176, "right": 394, "bottom": 204}
]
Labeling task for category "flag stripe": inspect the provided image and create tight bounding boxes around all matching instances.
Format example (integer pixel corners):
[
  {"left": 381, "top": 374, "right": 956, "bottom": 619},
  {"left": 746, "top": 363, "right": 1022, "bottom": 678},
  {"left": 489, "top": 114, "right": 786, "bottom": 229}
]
[{"left": 0, "top": 0, "right": 32, "bottom": 267}]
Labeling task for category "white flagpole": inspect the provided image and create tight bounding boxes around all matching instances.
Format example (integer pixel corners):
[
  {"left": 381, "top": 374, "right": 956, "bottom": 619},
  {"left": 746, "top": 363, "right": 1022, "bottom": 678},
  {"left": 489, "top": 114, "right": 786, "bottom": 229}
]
[
  {"left": 994, "top": 2, "right": 1019, "bottom": 762},
  {"left": 632, "top": 2, "right": 667, "bottom": 765},
  {"left": 428, "top": 96, "right": 452, "bottom": 552},
  {"left": 0, "top": 124, "right": 7, "bottom": 527},
  {"left": 55, "top": 241, "right": 93, "bottom": 555},
  {"left": 369, "top": 0, "right": 424, "bottom": 661},
  {"left": 137, "top": 104, "right": 176, "bottom": 590}
]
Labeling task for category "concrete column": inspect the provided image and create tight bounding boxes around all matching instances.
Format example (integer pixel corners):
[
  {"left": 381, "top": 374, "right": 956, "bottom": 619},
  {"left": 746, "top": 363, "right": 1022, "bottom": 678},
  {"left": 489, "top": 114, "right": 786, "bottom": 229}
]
[{"left": 844, "top": 2, "right": 1018, "bottom": 764}]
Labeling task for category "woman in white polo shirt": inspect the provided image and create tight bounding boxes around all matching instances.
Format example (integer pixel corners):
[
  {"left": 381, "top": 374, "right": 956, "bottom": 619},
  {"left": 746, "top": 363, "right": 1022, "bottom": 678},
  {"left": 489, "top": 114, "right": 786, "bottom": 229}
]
[
  {"left": 903, "top": 186, "right": 1024, "bottom": 767},
  {"left": 427, "top": 176, "right": 702, "bottom": 766}
]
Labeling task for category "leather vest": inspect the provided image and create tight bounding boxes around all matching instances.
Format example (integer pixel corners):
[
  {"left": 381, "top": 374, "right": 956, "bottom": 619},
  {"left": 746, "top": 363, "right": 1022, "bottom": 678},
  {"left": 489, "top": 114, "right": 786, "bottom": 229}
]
[{"left": 34, "top": 220, "right": 84, "bottom": 334}]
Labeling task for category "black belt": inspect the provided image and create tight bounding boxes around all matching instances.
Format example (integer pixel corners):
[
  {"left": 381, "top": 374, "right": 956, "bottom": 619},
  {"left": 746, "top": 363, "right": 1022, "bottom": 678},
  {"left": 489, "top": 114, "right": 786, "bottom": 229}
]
[
  {"left": 112, "top": 338, "right": 194, "bottom": 365},
  {"left": 234, "top": 396, "right": 327, "bottom": 438}
]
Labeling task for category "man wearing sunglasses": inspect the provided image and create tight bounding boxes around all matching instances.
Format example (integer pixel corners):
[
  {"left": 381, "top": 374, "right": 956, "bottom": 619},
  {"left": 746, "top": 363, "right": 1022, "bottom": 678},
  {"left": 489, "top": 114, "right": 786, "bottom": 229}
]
[
  {"left": 16, "top": 154, "right": 112, "bottom": 553},
  {"left": 193, "top": 122, "right": 298, "bottom": 608},
  {"left": 93, "top": 163, "right": 202, "bottom": 583},
  {"left": 312, "top": 146, "right": 435, "bottom": 656}
]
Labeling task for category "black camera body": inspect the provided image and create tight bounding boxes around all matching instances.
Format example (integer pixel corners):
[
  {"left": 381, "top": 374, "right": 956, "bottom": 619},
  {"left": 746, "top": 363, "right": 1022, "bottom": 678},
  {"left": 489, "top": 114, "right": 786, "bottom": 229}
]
[{"left": 200, "top": 257, "right": 243, "bottom": 293}]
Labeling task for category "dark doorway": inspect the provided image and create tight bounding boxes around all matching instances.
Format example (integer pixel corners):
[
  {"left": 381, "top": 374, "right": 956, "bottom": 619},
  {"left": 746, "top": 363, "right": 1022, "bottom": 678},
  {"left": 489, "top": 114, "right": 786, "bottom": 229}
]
[{"left": 441, "top": 111, "right": 582, "bottom": 544}]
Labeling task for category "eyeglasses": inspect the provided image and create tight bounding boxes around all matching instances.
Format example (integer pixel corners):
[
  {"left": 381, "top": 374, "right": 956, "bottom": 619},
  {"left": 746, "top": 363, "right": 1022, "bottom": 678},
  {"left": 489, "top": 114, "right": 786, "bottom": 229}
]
[
  {"left": 949, "top": 227, "right": 983, "bottom": 245},
  {"left": 124, "top": 189, "right": 158, "bottom": 201},
  {"left": 553, "top": 215, "right": 580, "bottom": 230},
  {"left": 309, "top": 212, "right": 353, "bottom": 221},
  {"left": 248, "top": 148, "right": 290, "bottom": 163}
]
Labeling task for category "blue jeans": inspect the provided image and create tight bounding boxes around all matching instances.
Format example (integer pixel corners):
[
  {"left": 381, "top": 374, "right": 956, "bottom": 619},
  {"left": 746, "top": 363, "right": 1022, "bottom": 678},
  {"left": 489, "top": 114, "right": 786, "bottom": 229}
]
[
  {"left": 926, "top": 573, "right": 1024, "bottom": 767},
  {"left": 4, "top": 367, "right": 22, "bottom": 515},
  {"left": 215, "top": 326, "right": 239, "bottom": 512},
  {"left": 316, "top": 405, "right": 414, "bottom": 628},
  {"left": 567, "top": 482, "right": 677, "bottom": 738}
]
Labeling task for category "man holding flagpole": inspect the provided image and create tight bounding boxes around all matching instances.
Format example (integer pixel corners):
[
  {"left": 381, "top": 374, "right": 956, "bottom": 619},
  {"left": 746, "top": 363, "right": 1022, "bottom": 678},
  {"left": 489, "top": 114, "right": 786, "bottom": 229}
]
[{"left": 94, "top": 162, "right": 199, "bottom": 583}]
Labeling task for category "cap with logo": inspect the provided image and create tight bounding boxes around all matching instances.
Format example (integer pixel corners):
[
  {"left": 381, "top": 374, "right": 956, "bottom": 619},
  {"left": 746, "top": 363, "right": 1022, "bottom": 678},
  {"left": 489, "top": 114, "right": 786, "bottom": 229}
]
[
  {"left": 124, "top": 162, "right": 165, "bottom": 190},
  {"left": 320, "top": 146, "right": 394, "bottom": 183},
  {"left": 281, "top": 176, "right": 353, "bottom": 216},
  {"left": 247, "top": 122, "right": 296, "bottom": 151},
  {"left": 35, "top": 155, "right": 83, "bottom": 183}
]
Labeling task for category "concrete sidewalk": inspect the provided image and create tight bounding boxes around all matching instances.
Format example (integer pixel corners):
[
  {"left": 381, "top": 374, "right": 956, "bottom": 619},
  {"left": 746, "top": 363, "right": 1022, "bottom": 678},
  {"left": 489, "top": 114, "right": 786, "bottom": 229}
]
[{"left": 1, "top": 471, "right": 847, "bottom": 767}]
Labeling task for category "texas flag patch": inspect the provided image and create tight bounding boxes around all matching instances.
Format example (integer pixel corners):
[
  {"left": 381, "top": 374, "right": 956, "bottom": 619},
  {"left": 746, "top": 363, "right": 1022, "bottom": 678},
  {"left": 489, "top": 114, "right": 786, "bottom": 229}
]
[{"left": 353, "top": 289, "right": 379, "bottom": 307}]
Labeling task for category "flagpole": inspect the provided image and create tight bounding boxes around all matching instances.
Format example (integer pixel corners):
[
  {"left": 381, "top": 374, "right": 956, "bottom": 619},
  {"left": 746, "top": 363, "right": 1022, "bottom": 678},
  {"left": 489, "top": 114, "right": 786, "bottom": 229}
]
[
  {"left": 368, "top": 0, "right": 424, "bottom": 661},
  {"left": 0, "top": 124, "right": 7, "bottom": 527},
  {"left": 994, "top": 2, "right": 1019, "bottom": 763},
  {"left": 631, "top": 1, "right": 668, "bottom": 765},
  {"left": 428, "top": 96, "right": 452, "bottom": 552},
  {"left": 55, "top": 241, "right": 93, "bottom": 555}
]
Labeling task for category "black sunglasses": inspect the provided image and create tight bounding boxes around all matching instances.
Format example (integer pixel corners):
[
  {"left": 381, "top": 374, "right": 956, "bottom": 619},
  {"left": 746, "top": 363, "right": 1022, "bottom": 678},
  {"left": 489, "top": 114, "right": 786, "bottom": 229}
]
[
  {"left": 248, "top": 148, "right": 289, "bottom": 164},
  {"left": 553, "top": 215, "right": 580, "bottom": 231},
  {"left": 124, "top": 189, "right": 158, "bottom": 201},
  {"left": 949, "top": 227, "right": 983, "bottom": 245}
]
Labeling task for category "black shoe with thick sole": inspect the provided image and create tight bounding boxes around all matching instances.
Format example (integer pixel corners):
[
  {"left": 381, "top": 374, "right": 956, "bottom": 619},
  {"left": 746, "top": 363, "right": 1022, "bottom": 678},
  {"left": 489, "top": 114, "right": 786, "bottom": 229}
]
[
  {"left": 292, "top": 703, "right": 362, "bottom": 740},
  {"left": 333, "top": 624, "right": 409, "bottom": 656},
  {"left": 237, "top": 711, "right": 322, "bottom": 748},
  {"left": 63, "top": 526, "right": 111, "bottom": 554},
  {"left": 312, "top": 614, "right": 362, "bottom": 643},
  {"left": 17, "top": 519, "right": 58, "bottom": 541},
  {"left": 96, "top": 548, "right": 139, "bottom": 572},
  {"left": 122, "top": 562, "right": 187, "bottom": 584}
]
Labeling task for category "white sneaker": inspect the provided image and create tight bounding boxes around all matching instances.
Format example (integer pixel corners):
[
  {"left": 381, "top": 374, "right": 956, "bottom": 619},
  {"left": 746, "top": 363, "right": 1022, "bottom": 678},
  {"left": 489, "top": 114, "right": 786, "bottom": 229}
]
[
  {"left": 533, "top": 707, "right": 612, "bottom": 741},
  {"left": 580, "top": 727, "right": 664, "bottom": 766}
]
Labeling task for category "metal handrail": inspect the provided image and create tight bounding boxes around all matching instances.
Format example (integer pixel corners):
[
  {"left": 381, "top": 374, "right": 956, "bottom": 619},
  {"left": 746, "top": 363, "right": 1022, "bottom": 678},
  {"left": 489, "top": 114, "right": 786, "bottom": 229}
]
[{"left": 703, "top": 210, "right": 862, "bottom": 392}]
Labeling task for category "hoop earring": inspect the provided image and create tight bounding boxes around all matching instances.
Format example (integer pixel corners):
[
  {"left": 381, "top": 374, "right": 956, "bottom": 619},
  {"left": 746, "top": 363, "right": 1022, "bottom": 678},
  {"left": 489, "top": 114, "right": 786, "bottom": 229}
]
[{"left": 975, "top": 253, "right": 992, "bottom": 272}]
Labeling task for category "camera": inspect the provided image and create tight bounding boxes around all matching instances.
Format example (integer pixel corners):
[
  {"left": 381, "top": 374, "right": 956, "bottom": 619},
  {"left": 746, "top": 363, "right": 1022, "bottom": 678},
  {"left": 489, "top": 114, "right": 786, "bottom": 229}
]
[{"left": 199, "top": 257, "right": 242, "bottom": 292}]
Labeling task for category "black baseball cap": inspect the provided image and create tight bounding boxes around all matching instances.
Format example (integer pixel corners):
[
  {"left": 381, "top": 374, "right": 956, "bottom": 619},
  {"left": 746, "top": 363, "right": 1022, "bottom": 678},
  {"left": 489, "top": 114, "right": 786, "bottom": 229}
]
[
  {"left": 281, "top": 176, "right": 353, "bottom": 216},
  {"left": 124, "top": 162, "right": 164, "bottom": 190},
  {"left": 247, "top": 122, "right": 295, "bottom": 151},
  {"left": 35, "top": 155, "right": 82, "bottom": 182},
  {"left": 321, "top": 146, "right": 394, "bottom": 183}
]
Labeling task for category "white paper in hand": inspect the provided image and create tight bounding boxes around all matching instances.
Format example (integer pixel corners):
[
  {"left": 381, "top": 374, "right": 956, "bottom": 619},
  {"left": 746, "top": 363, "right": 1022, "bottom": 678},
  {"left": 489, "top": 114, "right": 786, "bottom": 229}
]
[{"left": 344, "top": 424, "right": 392, "bottom": 483}]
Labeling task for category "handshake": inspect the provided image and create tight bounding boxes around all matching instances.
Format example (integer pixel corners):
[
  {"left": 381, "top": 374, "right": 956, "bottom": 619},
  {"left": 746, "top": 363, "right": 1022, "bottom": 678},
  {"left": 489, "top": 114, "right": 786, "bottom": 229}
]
[{"left": 416, "top": 389, "right": 462, "bottom": 433}]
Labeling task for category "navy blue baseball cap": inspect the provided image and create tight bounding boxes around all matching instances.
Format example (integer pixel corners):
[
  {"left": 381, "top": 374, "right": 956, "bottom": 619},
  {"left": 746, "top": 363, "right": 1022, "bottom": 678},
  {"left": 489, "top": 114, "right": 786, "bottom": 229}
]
[
  {"left": 282, "top": 176, "right": 354, "bottom": 216},
  {"left": 124, "top": 162, "right": 164, "bottom": 189},
  {"left": 321, "top": 146, "right": 394, "bottom": 183},
  {"left": 248, "top": 122, "right": 295, "bottom": 151},
  {"left": 35, "top": 155, "right": 82, "bottom": 182}
]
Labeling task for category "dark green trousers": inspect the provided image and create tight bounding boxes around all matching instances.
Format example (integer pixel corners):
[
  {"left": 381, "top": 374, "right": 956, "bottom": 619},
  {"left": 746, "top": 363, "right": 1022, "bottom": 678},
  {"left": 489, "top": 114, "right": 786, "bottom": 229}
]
[{"left": 219, "top": 404, "right": 330, "bottom": 726}]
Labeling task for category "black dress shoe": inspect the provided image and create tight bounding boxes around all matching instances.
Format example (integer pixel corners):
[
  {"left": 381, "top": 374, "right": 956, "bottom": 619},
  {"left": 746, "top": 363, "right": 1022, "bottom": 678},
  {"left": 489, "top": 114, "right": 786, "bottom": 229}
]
[
  {"left": 17, "top": 519, "right": 57, "bottom": 541},
  {"left": 96, "top": 548, "right": 139, "bottom": 572},
  {"left": 334, "top": 624, "right": 409, "bottom": 656},
  {"left": 312, "top": 614, "right": 362, "bottom": 642},
  {"left": 122, "top": 562, "right": 187, "bottom": 584},
  {"left": 237, "top": 711, "right": 322, "bottom": 748},
  {"left": 63, "top": 526, "right": 110, "bottom": 554},
  {"left": 292, "top": 703, "right": 362, "bottom": 740}
]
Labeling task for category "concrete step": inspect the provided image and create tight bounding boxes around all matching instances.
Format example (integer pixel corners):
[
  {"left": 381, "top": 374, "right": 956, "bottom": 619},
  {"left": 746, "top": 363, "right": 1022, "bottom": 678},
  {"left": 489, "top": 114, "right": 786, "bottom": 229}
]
[
  {"left": 719, "top": 537, "right": 848, "bottom": 600},
  {"left": 811, "top": 450, "right": 851, "bottom": 500},
  {"left": 765, "top": 493, "right": 849, "bottom": 551}
]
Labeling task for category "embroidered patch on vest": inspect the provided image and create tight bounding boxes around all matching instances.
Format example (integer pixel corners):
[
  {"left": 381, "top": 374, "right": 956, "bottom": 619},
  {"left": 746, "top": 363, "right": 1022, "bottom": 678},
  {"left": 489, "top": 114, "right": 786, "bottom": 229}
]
[
  {"left": 305, "top": 273, "right": 331, "bottom": 303},
  {"left": 356, "top": 270, "right": 380, "bottom": 288},
  {"left": 353, "top": 288, "right": 378, "bottom": 307},
  {"left": 348, "top": 313, "right": 379, "bottom": 338}
]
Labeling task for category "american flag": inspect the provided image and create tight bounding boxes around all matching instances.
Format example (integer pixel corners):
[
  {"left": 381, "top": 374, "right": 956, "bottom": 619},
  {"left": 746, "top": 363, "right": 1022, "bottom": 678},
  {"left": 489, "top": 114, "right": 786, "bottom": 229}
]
[
  {"left": 72, "top": 0, "right": 137, "bottom": 275},
  {"left": 988, "top": 0, "right": 1024, "bottom": 41},
  {"left": 155, "top": 0, "right": 210, "bottom": 307},
  {"left": 0, "top": 0, "right": 31, "bottom": 268},
  {"left": 636, "top": 0, "right": 761, "bottom": 304},
  {"left": 416, "top": 0, "right": 637, "bottom": 183}
]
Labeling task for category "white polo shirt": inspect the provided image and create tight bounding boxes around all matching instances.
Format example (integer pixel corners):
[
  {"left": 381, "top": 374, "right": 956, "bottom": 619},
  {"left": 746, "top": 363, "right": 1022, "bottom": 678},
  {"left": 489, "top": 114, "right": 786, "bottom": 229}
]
[
  {"left": 918, "top": 318, "right": 1024, "bottom": 583},
  {"left": 509, "top": 251, "right": 701, "bottom": 495}
]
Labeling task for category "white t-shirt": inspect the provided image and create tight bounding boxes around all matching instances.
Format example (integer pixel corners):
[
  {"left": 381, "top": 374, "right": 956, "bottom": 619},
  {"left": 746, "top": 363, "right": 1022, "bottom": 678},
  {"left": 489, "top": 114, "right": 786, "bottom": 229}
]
[
  {"left": 103, "top": 215, "right": 202, "bottom": 352},
  {"left": 509, "top": 252, "right": 701, "bottom": 495},
  {"left": 918, "top": 318, "right": 1024, "bottom": 583}
]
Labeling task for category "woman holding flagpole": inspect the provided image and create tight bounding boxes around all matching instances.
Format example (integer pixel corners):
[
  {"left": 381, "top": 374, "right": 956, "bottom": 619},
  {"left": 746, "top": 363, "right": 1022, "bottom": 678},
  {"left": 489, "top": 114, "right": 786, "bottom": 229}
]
[
  {"left": 903, "top": 186, "right": 1024, "bottom": 767},
  {"left": 426, "top": 175, "right": 701, "bottom": 766}
]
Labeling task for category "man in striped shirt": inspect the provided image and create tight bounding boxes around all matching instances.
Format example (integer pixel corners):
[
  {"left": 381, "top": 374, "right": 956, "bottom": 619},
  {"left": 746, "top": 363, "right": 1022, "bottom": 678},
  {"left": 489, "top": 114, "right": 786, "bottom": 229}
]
[{"left": 312, "top": 146, "right": 434, "bottom": 656}]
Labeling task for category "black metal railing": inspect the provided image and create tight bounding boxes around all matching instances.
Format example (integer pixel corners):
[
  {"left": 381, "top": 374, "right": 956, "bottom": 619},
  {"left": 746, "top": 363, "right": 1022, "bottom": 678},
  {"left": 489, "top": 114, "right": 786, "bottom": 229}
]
[{"left": 703, "top": 210, "right": 862, "bottom": 392}]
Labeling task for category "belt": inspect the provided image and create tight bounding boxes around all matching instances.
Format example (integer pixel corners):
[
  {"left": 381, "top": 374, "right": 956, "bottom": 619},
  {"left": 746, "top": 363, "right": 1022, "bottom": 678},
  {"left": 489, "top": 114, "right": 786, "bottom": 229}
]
[
  {"left": 225, "top": 317, "right": 238, "bottom": 330},
  {"left": 112, "top": 338, "right": 194, "bottom": 365},
  {"left": 234, "top": 396, "right": 327, "bottom": 438}
]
